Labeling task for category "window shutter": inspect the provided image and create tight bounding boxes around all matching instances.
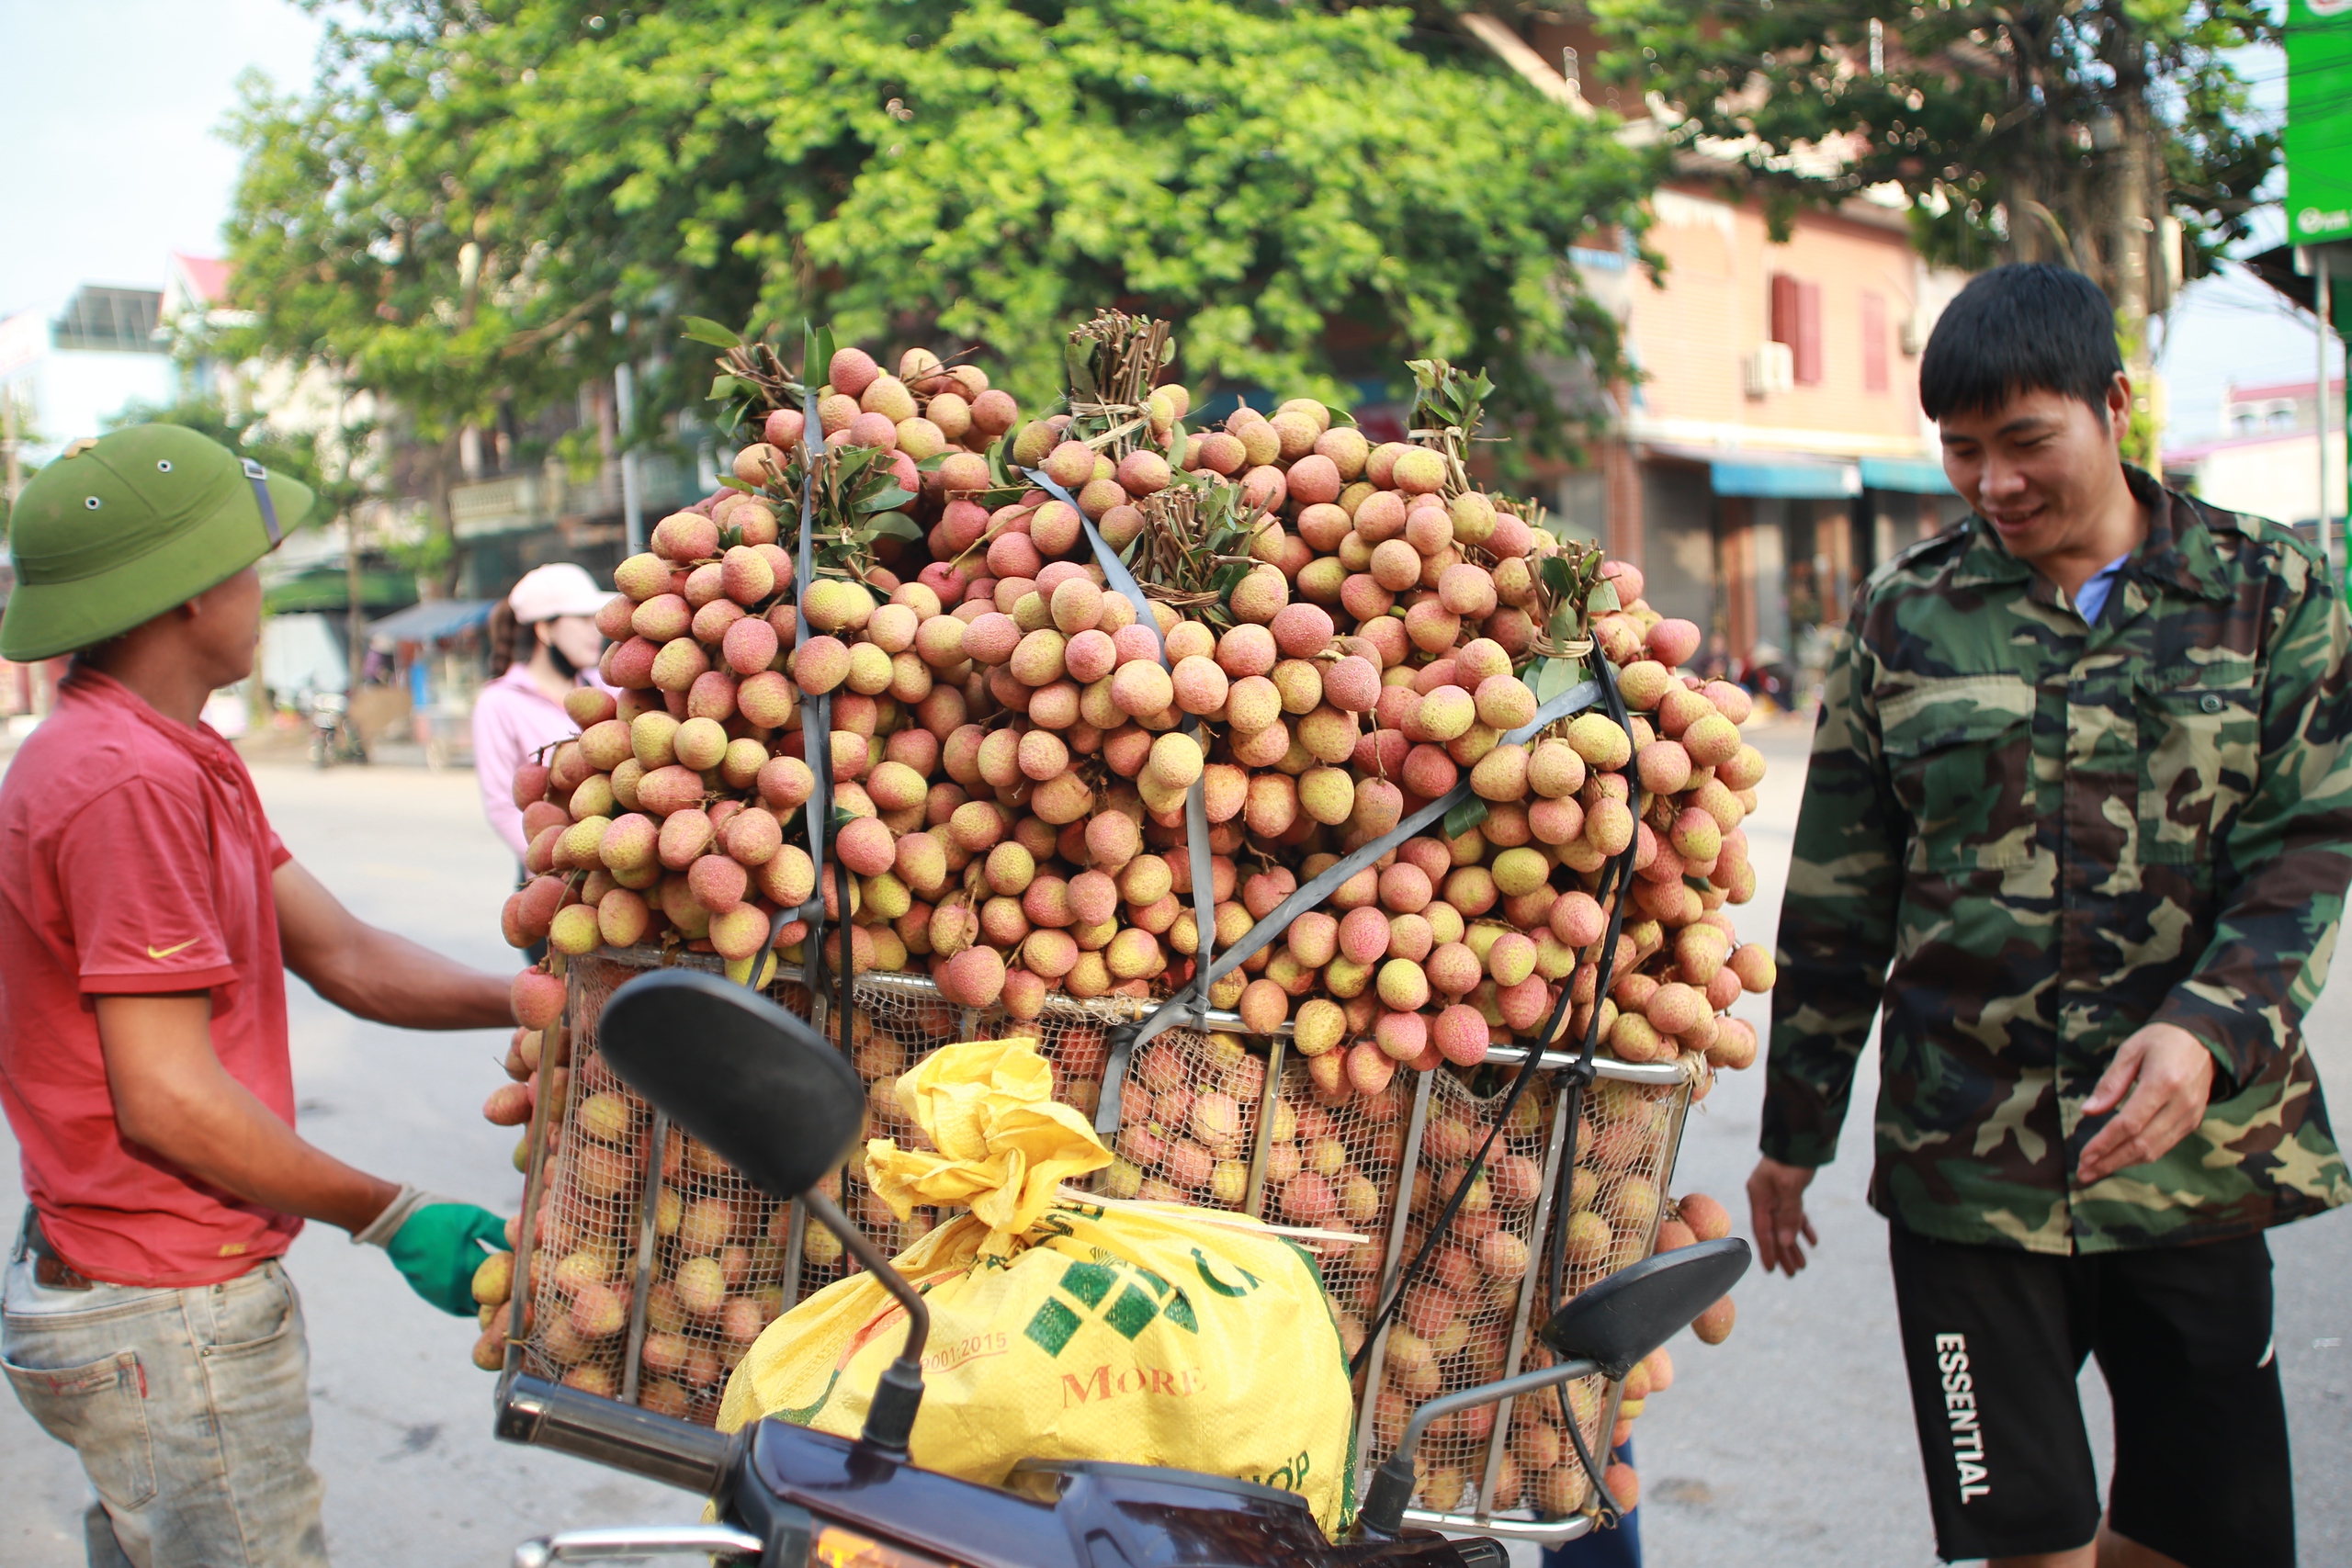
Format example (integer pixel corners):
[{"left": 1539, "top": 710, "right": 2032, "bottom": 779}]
[
  {"left": 1795, "top": 281, "right": 1824, "bottom": 386},
  {"left": 1862, "top": 292, "right": 1889, "bottom": 393},
  {"left": 1770, "top": 274, "right": 1800, "bottom": 350}
]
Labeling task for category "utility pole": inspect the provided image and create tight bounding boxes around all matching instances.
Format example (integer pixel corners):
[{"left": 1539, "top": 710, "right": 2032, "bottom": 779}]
[
  {"left": 2, "top": 380, "right": 21, "bottom": 506},
  {"left": 2320, "top": 254, "right": 2336, "bottom": 591},
  {"left": 338, "top": 381, "right": 368, "bottom": 689},
  {"left": 2103, "top": 9, "right": 2156, "bottom": 455},
  {"left": 613, "top": 311, "right": 645, "bottom": 557}
]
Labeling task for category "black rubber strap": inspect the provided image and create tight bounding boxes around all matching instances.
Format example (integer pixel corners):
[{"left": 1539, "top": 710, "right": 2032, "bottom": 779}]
[
  {"left": 1349, "top": 658, "right": 1637, "bottom": 1381},
  {"left": 1016, "top": 467, "right": 1218, "bottom": 1134},
  {"left": 1114, "top": 676, "right": 1602, "bottom": 1070},
  {"left": 764, "top": 379, "right": 835, "bottom": 976},
  {"left": 1536, "top": 657, "right": 1644, "bottom": 1529}
]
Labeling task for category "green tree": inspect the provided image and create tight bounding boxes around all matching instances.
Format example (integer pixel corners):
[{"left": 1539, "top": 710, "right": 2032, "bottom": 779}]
[
  {"left": 1586, "top": 0, "right": 2276, "bottom": 420},
  {"left": 221, "top": 1, "right": 1661, "bottom": 461}
]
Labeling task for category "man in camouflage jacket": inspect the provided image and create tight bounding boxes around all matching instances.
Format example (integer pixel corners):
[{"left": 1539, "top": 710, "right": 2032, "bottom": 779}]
[{"left": 1753, "top": 265, "right": 2347, "bottom": 1568}]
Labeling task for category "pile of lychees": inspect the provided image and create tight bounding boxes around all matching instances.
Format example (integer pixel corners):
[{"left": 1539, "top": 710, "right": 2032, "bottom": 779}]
[
  {"left": 495, "top": 336, "right": 1773, "bottom": 1108},
  {"left": 482, "top": 326, "right": 1773, "bottom": 1523}
]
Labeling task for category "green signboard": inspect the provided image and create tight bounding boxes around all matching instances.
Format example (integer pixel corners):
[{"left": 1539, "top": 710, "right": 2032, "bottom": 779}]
[{"left": 2289, "top": 1, "right": 2352, "bottom": 245}]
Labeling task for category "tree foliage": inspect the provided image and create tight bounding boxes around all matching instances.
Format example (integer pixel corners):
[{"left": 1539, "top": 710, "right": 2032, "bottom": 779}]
[
  {"left": 221, "top": 1, "right": 1660, "bottom": 458},
  {"left": 1586, "top": 0, "right": 2277, "bottom": 319}
]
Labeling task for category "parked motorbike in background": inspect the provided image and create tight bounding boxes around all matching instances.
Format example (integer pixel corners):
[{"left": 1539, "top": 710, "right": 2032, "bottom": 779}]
[
  {"left": 307, "top": 689, "right": 366, "bottom": 767},
  {"left": 493, "top": 970, "right": 1750, "bottom": 1568}
]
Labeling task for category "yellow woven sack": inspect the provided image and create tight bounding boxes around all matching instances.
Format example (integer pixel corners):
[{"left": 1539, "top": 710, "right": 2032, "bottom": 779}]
[{"left": 717, "top": 1037, "right": 1358, "bottom": 1534}]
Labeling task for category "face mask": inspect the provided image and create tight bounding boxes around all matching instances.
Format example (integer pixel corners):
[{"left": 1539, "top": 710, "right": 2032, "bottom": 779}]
[{"left": 540, "top": 625, "right": 579, "bottom": 681}]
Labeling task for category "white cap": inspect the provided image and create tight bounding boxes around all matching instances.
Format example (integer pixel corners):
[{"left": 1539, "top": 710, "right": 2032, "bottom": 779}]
[{"left": 508, "top": 562, "right": 608, "bottom": 624}]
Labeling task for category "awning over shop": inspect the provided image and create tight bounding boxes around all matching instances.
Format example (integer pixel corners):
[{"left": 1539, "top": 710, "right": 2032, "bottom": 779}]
[
  {"left": 1708, "top": 457, "right": 1860, "bottom": 499},
  {"left": 1860, "top": 456, "right": 1958, "bottom": 496},
  {"left": 264, "top": 564, "right": 421, "bottom": 615},
  {"left": 368, "top": 598, "right": 494, "bottom": 649}
]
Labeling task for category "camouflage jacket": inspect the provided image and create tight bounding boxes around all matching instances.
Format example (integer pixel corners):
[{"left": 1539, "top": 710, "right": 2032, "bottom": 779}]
[{"left": 1765, "top": 468, "right": 2352, "bottom": 1253}]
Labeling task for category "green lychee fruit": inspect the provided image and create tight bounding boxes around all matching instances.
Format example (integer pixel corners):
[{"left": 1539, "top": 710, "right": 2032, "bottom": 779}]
[{"left": 1391, "top": 447, "right": 1447, "bottom": 495}]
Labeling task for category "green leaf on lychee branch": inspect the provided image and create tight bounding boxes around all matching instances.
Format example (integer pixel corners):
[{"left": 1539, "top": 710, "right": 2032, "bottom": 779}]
[
  {"left": 804, "top": 322, "right": 835, "bottom": 389},
  {"left": 831, "top": 446, "right": 881, "bottom": 483},
  {"left": 855, "top": 487, "right": 917, "bottom": 515},
  {"left": 679, "top": 316, "right": 744, "bottom": 350},
  {"left": 1531, "top": 657, "right": 1579, "bottom": 705},
  {"left": 1444, "top": 797, "right": 1491, "bottom": 840},
  {"left": 1066, "top": 340, "right": 1100, "bottom": 406},
  {"left": 863, "top": 513, "right": 922, "bottom": 541}
]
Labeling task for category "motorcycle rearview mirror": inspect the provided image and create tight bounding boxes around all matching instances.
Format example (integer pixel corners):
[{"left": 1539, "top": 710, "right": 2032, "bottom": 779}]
[
  {"left": 1539, "top": 1236, "right": 1749, "bottom": 1379},
  {"left": 596, "top": 968, "right": 930, "bottom": 1460},
  {"left": 1351, "top": 1237, "right": 1751, "bottom": 1541}
]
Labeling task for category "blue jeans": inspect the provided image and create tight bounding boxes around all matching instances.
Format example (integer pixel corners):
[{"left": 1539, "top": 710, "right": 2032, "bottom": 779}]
[{"left": 3, "top": 1247, "right": 329, "bottom": 1568}]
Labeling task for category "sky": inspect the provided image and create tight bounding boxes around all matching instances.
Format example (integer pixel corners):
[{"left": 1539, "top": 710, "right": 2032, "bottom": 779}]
[
  {"left": 0, "top": 1, "right": 2336, "bottom": 446},
  {"left": 0, "top": 0, "right": 324, "bottom": 320}
]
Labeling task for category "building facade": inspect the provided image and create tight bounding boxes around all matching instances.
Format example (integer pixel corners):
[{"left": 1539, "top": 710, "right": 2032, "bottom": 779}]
[
  {"left": 0, "top": 282, "right": 180, "bottom": 471},
  {"left": 2163, "top": 377, "right": 2347, "bottom": 543},
  {"left": 1544, "top": 186, "right": 1972, "bottom": 696}
]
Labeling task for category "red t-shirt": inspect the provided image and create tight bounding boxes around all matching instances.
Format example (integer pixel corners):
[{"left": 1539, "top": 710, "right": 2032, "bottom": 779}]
[{"left": 0, "top": 669, "right": 300, "bottom": 1286}]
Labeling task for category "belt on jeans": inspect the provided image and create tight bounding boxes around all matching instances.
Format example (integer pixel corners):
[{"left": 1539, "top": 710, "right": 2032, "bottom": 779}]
[{"left": 17, "top": 1206, "right": 95, "bottom": 1292}]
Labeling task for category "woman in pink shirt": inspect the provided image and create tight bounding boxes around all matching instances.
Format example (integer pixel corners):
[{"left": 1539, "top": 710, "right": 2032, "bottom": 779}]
[{"left": 470, "top": 563, "right": 613, "bottom": 863}]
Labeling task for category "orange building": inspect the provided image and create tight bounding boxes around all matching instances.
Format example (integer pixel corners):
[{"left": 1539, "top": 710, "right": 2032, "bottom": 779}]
[
  {"left": 1547, "top": 186, "right": 1973, "bottom": 693},
  {"left": 1469, "top": 14, "right": 1975, "bottom": 693}
]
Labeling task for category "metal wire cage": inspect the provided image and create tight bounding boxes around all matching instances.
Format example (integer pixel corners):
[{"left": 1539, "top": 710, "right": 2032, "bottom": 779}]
[{"left": 510, "top": 948, "right": 1695, "bottom": 1545}]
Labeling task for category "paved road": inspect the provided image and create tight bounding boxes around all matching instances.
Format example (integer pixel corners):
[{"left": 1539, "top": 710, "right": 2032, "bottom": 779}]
[{"left": 2, "top": 732, "right": 2346, "bottom": 1565}]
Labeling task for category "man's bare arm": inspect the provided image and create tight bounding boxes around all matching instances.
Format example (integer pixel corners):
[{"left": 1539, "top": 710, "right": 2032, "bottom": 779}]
[
  {"left": 96, "top": 993, "right": 399, "bottom": 1234},
  {"left": 274, "top": 859, "right": 514, "bottom": 1030}
]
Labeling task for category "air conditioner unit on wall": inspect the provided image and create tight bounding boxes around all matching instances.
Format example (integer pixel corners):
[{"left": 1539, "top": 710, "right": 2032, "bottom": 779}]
[
  {"left": 1900, "top": 310, "right": 1929, "bottom": 355},
  {"left": 1743, "top": 342, "right": 1794, "bottom": 399}
]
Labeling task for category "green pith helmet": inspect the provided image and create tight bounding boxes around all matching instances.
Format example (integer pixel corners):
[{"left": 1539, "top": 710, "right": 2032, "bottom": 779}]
[{"left": 2, "top": 424, "right": 315, "bottom": 661}]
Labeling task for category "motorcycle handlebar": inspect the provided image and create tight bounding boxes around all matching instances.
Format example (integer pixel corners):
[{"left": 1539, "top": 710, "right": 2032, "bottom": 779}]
[{"left": 497, "top": 1371, "right": 734, "bottom": 1495}]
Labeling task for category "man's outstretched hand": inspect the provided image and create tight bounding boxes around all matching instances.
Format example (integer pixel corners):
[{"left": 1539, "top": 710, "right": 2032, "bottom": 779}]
[
  {"left": 1747, "top": 1157, "right": 1820, "bottom": 1276},
  {"left": 355, "top": 1187, "right": 512, "bottom": 1315},
  {"left": 2077, "top": 1022, "right": 2216, "bottom": 1186}
]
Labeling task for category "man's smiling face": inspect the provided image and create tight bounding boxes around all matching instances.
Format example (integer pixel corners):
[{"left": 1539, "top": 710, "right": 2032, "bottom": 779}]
[{"left": 1936, "top": 375, "right": 2133, "bottom": 572}]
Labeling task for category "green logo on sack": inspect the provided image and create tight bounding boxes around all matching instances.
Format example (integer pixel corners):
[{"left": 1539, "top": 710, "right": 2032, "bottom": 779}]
[
  {"left": 1025, "top": 1298, "right": 1083, "bottom": 1358},
  {"left": 1023, "top": 1258, "right": 1197, "bottom": 1358}
]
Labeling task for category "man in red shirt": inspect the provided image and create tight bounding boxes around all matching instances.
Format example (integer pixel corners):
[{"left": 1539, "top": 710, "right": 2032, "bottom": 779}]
[{"left": 0, "top": 427, "right": 521, "bottom": 1567}]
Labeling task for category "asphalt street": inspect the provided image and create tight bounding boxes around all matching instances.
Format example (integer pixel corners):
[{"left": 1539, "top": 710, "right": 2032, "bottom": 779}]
[{"left": 1, "top": 726, "right": 2346, "bottom": 1565}]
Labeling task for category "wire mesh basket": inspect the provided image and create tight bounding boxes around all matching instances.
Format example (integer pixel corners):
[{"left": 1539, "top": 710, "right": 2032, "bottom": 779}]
[
  {"left": 1071, "top": 1014, "right": 1693, "bottom": 1543},
  {"left": 511, "top": 946, "right": 1694, "bottom": 1544}
]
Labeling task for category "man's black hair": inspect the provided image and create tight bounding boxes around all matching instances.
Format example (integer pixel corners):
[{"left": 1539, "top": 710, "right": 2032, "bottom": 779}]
[{"left": 1918, "top": 263, "right": 2123, "bottom": 423}]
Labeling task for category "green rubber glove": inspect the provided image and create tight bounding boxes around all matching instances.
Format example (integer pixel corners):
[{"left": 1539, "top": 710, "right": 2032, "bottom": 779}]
[{"left": 355, "top": 1187, "right": 513, "bottom": 1315}]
